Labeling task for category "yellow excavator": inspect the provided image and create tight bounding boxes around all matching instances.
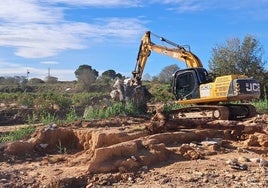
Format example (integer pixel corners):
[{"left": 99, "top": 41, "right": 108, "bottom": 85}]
[{"left": 131, "top": 31, "right": 260, "bottom": 120}]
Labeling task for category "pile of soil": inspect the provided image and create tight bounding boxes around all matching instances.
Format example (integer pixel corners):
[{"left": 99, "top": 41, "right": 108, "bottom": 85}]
[{"left": 0, "top": 115, "right": 267, "bottom": 187}]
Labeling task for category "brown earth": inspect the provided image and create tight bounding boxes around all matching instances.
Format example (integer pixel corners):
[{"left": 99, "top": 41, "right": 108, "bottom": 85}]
[{"left": 0, "top": 114, "right": 268, "bottom": 188}]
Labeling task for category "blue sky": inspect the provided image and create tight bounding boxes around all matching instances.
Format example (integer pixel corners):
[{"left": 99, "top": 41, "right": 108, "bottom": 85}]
[{"left": 0, "top": 0, "right": 267, "bottom": 81}]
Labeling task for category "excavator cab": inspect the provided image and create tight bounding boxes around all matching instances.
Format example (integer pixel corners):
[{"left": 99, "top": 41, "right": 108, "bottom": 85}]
[{"left": 172, "top": 68, "right": 209, "bottom": 100}]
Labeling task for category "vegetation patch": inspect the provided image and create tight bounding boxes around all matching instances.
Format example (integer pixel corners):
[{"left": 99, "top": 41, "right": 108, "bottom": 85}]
[
  {"left": 0, "top": 125, "right": 36, "bottom": 143},
  {"left": 252, "top": 99, "right": 268, "bottom": 113},
  {"left": 83, "top": 102, "right": 141, "bottom": 120}
]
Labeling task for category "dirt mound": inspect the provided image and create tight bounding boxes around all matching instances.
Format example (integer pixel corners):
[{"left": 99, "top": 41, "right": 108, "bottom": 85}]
[
  {"left": 5, "top": 127, "right": 81, "bottom": 156},
  {"left": 0, "top": 115, "right": 268, "bottom": 187},
  {"left": 0, "top": 108, "right": 34, "bottom": 125}
]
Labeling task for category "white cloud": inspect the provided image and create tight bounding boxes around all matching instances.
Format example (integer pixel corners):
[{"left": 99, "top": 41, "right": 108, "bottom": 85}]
[
  {"left": 0, "top": 61, "right": 22, "bottom": 69},
  {"left": 0, "top": 0, "right": 146, "bottom": 59},
  {"left": 88, "top": 18, "right": 147, "bottom": 42},
  {"left": 149, "top": 0, "right": 207, "bottom": 12},
  {"left": 150, "top": 0, "right": 268, "bottom": 13},
  {"left": 0, "top": 0, "right": 63, "bottom": 23},
  {"left": 0, "top": 23, "right": 88, "bottom": 58},
  {"left": 0, "top": 18, "right": 146, "bottom": 58},
  {"left": 0, "top": 0, "right": 265, "bottom": 60},
  {"left": 0, "top": 60, "right": 37, "bottom": 76},
  {"left": 51, "top": 69, "right": 76, "bottom": 81},
  {"left": 40, "top": 61, "right": 59, "bottom": 65},
  {"left": 45, "top": 0, "right": 142, "bottom": 7}
]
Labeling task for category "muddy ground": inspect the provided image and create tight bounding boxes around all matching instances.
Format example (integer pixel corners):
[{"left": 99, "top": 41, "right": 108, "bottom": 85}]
[{"left": 0, "top": 112, "right": 268, "bottom": 188}]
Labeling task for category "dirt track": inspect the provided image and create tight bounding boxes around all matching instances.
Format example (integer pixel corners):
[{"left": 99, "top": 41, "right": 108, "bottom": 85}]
[{"left": 0, "top": 115, "right": 268, "bottom": 187}]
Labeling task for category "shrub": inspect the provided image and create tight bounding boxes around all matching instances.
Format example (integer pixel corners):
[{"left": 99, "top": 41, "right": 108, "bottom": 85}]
[
  {"left": 149, "top": 83, "right": 175, "bottom": 102},
  {"left": 251, "top": 99, "right": 268, "bottom": 113},
  {"left": 0, "top": 126, "right": 35, "bottom": 143},
  {"left": 83, "top": 101, "right": 140, "bottom": 120}
]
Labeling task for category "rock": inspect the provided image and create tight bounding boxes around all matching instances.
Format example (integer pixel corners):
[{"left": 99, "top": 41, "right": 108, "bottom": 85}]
[
  {"left": 244, "top": 133, "right": 268, "bottom": 147},
  {"left": 43, "top": 124, "right": 58, "bottom": 132},
  {"left": 178, "top": 144, "right": 204, "bottom": 160},
  {"left": 238, "top": 156, "right": 250, "bottom": 163},
  {"left": 226, "top": 158, "right": 248, "bottom": 171},
  {"left": 39, "top": 143, "right": 48, "bottom": 148},
  {"left": 206, "top": 144, "right": 220, "bottom": 153},
  {"left": 86, "top": 183, "right": 93, "bottom": 188},
  {"left": 184, "top": 149, "right": 203, "bottom": 160},
  {"left": 131, "top": 155, "right": 137, "bottom": 161},
  {"left": 226, "top": 158, "right": 238, "bottom": 165},
  {"left": 0, "top": 103, "right": 6, "bottom": 108},
  {"left": 249, "top": 158, "right": 260, "bottom": 163},
  {"left": 141, "top": 166, "right": 148, "bottom": 171},
  {"left": 231, "top": 163, "right": 248, "bottom": 170},
  {"left": 201, "top": 141, "right": 219, "bottom": 147},
  {"left": 259, "top": 159, "right": 268, "bottom": 167},
  {"left": 160, "top": 177, "right": 171, "bottom": 184},
  {"left": 254, "top": 133, "right": 268, "bottom": 147},
  {"left": 179, "top": 144, "right": 193, "bottom": 154},
  {"left": 189, "top": 143, "right": 197, "bottom": 147},
  {"left": 243, "top": 135, "right": 260, "bottom": 147},
  {"left": 0, "top": 178, "right": 8, "bottom": 183}
]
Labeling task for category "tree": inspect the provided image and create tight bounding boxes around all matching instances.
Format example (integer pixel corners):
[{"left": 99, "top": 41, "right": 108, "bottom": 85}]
[
  {"left": 45, "top": 76, "right": 58, "bottom": 84},
  {"left": 101, "top": 69, "right": 122, "bottom": 80},
  {"left": 28, "top": 78, "right": 44, "bottom": 84},
  {"left": 158, "top": 64, "right": 179, "bottom": 83},
  {"left": 209, "top": 35, "right": 266, "bottom": 81},
  {"left": 142, "top": 73, "right": 152, "bottom": 81},
  {"left": 74, "top": 65, "right": 99, "bottom": 91},
  {"left": 209, "top": 35, "right": 268, "bottom": 98},
  {"left": 97, "top": 69, "right": 123, "bottom": 89},
  {"left": 0, "top": 76, "right": 27, "bottom": 85},
  {"left": 102, "top": 69, "right": 116, "bottom": 78}
]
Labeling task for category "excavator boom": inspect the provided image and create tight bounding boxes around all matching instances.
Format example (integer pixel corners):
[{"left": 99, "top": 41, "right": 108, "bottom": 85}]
[{"left": 132, "top": 31, "right": 203, "bottom": 85}]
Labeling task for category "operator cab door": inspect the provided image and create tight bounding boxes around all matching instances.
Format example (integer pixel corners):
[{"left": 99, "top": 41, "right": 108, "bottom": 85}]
[{"left": 172, "top": 69, "right": 200, "bottom": 100}]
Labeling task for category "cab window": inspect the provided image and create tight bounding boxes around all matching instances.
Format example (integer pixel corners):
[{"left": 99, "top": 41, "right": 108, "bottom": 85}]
[{"left": 176, "top": 71, "right": 195, "bottom": 99}]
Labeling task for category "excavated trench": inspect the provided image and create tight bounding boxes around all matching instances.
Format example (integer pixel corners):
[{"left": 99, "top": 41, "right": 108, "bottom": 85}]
[
  {"left": 1, "top": 116, "right": 268, "bottom": 187},
  {"left": 3, "top": 123, "right": 250, "bottom": 171}
]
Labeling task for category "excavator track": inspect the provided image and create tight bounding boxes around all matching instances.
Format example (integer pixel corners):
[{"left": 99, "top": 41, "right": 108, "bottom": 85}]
[
  {"left": 148, "top": 104, "right": 256, "bottom": 133},
  {"left": 164, "top": 104, "right": 256, "bottom": 121}
]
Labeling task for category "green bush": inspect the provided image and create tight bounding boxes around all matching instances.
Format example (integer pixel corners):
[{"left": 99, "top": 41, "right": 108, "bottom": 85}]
[
  {"left": 72, "top": 92, "right": 106, "bottom": 107},
  {"left": 251, "top": 99, "right": 268, "bottom": 113},
  {"left": 33, "top": 92, "right": 72, "bottom": 112},
  {"left": 18, "top": 93, "right": 36, "bottom": 107},
  {"left": 65, "top": 107, "right": 79, "bottom": 123},
  {"left": 149, "top": 83, "right": 175, "bottom": 102},
  {"left": 39, "top": 111, "right": 58, "bottom": 125},
  {"left": 84, "top": 101, "right": 140, "bottom": 120},
  {"left": 0, "top": 93, "right": 19, "bottom": 103},
  {"left": 0, "top": 125, "right": 36, "bottom": 143}
]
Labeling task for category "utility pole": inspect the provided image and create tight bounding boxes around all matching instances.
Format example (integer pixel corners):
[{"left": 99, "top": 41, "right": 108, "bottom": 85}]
[
  {"left": 26, "top": 69, "right": 30, "bottom": 80},
  {"left": 48, "top": 68, "right": 51, "bottom": 78}
]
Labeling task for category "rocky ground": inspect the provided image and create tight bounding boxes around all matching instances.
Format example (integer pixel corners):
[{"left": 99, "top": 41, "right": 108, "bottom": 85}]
[{"left": 0, "top": 113, "right": 268, "bottom": 188}]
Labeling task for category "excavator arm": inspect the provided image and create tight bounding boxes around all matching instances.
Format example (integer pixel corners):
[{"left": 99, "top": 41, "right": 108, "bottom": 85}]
[{"left": 132, "top": 31, "right": 203, "bottom": 85}]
